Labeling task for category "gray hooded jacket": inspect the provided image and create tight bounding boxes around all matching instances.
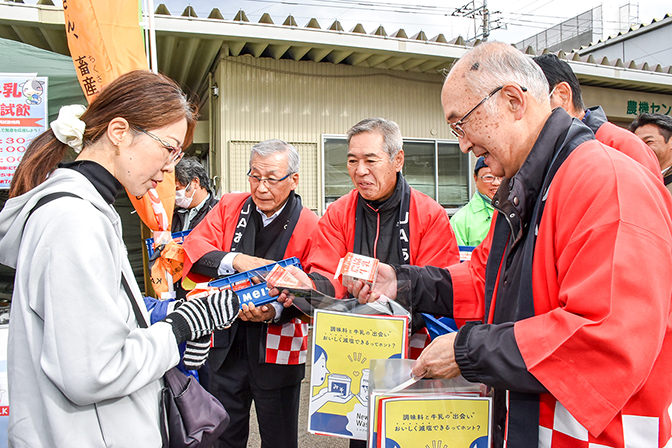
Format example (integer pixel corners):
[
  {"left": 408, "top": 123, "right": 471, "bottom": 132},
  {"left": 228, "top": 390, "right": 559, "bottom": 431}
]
[{"left": 0, "top": 168, "right": 179, "bottom": 447}]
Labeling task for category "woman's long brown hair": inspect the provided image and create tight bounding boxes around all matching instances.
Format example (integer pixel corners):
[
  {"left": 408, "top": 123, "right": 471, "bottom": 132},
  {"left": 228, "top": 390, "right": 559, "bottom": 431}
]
[{"left": 9, "top": 70, "right": 197, "bottom": 198}]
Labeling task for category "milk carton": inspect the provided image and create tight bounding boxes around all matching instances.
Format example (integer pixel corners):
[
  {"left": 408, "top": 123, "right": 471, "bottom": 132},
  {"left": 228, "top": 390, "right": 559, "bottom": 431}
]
[{"left": 334, "top": 252, "right": 379, "bottom": 289}]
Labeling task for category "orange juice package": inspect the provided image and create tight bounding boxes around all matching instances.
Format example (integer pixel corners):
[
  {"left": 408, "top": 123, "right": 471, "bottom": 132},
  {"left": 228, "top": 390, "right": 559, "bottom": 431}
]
[{"left": 334, "top": 252, "right": 379, "bottom": 289}]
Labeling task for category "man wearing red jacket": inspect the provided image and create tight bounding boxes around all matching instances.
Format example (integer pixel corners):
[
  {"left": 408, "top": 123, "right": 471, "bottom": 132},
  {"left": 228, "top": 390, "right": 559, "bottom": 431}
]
[
  {"left": 450, "top": 53, "right": 669, "bottom": 317},
  {"left": 306, "top": 117, "right": 459, "bottom": 297},
  {"left": 533, "top": 53, "right": 662, "bottom": 180},
  {"left": 306, "top": 117, "right": 459, "bottom": 448},
  {"left": 356, "top": 43, "right": 672, "bottom": 447},
  {"left": 182, "top": 139, "right": 318, "bottom": 448}
]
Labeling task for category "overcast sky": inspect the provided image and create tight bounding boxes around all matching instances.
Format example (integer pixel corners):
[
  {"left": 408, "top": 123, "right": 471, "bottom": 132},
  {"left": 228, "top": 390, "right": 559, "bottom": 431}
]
[{"left": 156, "top": 0, "right": 670, "bottom": 45}]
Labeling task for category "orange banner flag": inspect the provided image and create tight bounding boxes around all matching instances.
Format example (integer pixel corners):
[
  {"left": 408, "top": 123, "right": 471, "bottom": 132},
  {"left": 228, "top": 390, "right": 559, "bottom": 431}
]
[
  {"left": 62, "top": 0, "right": 176, "bottom": 231},
  {"left": 62, "top": 0, "right": 147, "bottom": 101}
]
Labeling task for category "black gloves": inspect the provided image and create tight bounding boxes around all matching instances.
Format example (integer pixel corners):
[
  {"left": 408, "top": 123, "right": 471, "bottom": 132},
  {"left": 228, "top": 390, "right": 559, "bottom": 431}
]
[{"left": 164, "top": 288, "right": 239, "bottom": 345}]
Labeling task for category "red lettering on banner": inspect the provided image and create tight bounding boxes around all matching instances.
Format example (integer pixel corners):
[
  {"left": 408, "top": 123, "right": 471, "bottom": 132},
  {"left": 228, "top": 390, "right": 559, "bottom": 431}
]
[
  {"left": 2, "top": 83, "right": 20, "bottom": 98},
  {"left": 15, "top": 104, "right": 30, "bottom": 116},
  {"left": 0, "top": 104, "right": 16, "bottom": 116}
]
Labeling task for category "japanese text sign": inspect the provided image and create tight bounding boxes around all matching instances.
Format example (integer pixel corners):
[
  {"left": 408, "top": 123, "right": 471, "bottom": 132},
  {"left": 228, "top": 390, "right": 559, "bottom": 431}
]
[
  {"left": 308, "top": 310, "right": 408, "bottom": 440},
  {"left": 626, "top": 100, "right": 671, "bottom": 116},
  {"left": 379, "top": 395, "right": 491, "bottom": 448},
  {"left": 0, "top": 75, "right": 47, "bottom": 189},
  {"left": 62, "top": 0, "right": 146, "bottom": 102}
]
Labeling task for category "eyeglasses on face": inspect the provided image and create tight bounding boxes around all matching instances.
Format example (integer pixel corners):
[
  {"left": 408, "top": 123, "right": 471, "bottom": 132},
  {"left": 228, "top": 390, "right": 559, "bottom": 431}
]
[
  {"left": 134, "top": 126, "right": 183, "bottom": 163},
  {"left": 246, "top": 169, "right": 293, "bottom": 186},
  {"left": 479, "top": 174, "right": 501, "bottom": 184},
  {"left": 449, "top": 84, "right": 528, "bottom": 139}
]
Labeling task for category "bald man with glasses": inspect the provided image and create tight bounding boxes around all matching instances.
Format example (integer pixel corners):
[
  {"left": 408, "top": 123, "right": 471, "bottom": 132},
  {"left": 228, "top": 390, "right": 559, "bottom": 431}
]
[
  {"left": 182, "top": 139, "right": 319, "bottom": 448},
  {"left": 353, "top": 42, "right": 672, "bottom": 447}
]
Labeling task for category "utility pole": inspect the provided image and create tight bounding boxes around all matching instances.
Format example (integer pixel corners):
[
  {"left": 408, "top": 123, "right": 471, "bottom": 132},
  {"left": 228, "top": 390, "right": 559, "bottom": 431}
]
[
  {"left": 482, "top": 0, "right": 490, "bottom": 41},
  {"left": 453, "top": 0, "right": 502, "bottom": 42}
]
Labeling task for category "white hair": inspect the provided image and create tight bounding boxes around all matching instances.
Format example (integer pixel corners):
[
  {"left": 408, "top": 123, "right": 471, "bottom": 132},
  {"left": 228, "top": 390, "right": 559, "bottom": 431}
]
[
  {"left": 249, "top": 139, "right": 300, "bottom": 173},
  {"left": 453, "top": 41, "right": 550, "bottom": 112}
]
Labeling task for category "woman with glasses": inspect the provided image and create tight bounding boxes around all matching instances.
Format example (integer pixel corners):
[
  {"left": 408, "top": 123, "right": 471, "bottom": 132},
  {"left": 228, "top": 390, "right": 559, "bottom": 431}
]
[
  {"left": 0, "top": 70, "right": 239, "bottom": 447},
  {"left": 450, "top": 156, "right": 501, "bottom": 247}
]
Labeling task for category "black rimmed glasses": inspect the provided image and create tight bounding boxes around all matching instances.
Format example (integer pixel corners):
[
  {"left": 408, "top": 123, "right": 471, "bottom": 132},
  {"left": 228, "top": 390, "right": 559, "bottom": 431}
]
[
  {"left": 449, "top": 85, "right": 528, "bottom": 139},
  {"left": 134, "top": 126, "right": 183, "bottom": 163},
  {"left": 246, "top": 169, "right": 293, "bottom": 186}
]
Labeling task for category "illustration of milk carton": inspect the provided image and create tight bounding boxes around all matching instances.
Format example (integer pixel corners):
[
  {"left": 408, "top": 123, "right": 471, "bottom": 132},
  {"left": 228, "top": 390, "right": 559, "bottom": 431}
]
[{"left": 328, "top": 374, "right": 352, "bottom": 397}]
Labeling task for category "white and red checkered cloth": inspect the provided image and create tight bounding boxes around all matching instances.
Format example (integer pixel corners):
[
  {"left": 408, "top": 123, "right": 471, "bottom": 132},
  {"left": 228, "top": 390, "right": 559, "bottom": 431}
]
[
  {"left": 264, "top": 318, "right": 309, "bottom": 365},
  {"left": 537, "top": 393, "right": 662, "bottom": 448}
]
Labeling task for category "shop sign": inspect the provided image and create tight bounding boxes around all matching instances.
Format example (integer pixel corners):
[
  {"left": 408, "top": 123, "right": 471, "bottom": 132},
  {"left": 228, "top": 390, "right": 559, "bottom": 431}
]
[{"left": 626, "top": 100, "right": 671, "bottom": 116}]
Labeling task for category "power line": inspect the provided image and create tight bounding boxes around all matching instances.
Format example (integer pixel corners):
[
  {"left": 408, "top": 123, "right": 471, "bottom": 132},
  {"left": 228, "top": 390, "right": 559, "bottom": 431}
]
[
  {"left": 290, "top": 0, "right": 460, "bottom": 13},
  {"left": 501, "top": 12, "right": 639, "bottom": 26},
  {"left": 202, "top": 0, "right": 463, "bottom": 17}
]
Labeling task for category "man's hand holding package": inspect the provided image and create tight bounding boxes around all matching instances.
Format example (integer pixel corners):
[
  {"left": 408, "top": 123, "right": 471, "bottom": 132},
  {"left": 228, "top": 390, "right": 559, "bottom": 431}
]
[
  {"left": 239, "top": 302, "right": 276, "bottom": 322},
  {"left": 233, "top": 253, "right": 274, "bottom": 273},
  {"left": 411, "top": 332, "right": 461, "bottom": 379},
  {"left": 349, "top": 262, "right": 398, "bottom": 303}
]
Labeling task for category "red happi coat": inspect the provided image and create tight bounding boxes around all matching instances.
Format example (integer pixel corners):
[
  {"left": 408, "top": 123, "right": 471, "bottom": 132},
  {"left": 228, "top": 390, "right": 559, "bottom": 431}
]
[
  {"left": 182, "top": 192, "right": 317, "bottom": 283},
  {"left": 306, "top": 186, "right": 460, "bottom": 359},
  {"left": 449, "top": 138, "right": 672, "bottom": 446},
  {"left": 450, "top": 109, "right": 667, "bottom": 311},
  {"left": 182, "top": 192, "right": 319, "bottom": 367},
  {"left": 583, "top": 105, "right": 662, "bottom": 181}
]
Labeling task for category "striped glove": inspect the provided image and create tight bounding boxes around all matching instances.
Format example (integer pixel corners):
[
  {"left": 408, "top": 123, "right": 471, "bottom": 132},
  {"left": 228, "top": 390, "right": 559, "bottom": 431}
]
[
  {"left": 165, "top": 288, "right": 239, "bottom": 344},
  {"left": 183, "top": 335, "right": 211, "bottom": 370}
]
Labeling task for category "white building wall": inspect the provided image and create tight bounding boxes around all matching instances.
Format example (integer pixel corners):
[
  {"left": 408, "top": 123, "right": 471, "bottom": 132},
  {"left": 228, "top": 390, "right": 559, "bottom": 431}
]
[{"left": 213, "top": 54, "right": 455, "bottom": 212}]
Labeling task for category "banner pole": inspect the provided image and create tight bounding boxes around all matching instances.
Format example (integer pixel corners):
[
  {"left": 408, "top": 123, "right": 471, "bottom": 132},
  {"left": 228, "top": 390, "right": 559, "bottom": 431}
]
[{"left": 147, "top": 0, "right": 158, "bottom": 73}]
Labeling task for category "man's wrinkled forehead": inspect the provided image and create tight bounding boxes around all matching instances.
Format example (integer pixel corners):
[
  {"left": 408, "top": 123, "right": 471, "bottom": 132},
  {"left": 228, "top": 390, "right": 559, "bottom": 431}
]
[
  {"left": 441, "top": 61, "right": 479, "bottom": 121},
  {"left": 250, "top": 152, "right": 289, "bottom": 174}
]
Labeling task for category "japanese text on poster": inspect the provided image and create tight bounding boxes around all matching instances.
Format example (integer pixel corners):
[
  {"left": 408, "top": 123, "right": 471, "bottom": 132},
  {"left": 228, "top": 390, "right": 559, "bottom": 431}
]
[
  {"left": 308, "top": 310, "right": 408, "bottom": 440},
  {"left": 0, "top": 76, "right": 48, "bottom": 189},
  {"left": 380, "top": 396, "right": 491, "bottom": 448}
]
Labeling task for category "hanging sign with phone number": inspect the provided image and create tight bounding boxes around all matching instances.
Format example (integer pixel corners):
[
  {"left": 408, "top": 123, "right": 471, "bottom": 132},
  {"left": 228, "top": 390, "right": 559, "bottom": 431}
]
[{"left": 0, "top": 75, "right": 48, "bottom": 189}]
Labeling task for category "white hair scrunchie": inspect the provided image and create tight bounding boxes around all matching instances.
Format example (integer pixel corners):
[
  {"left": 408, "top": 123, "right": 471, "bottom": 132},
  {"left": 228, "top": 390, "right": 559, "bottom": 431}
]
[{"left": 50, "top": 104, "right": 87, "bottom": 153}]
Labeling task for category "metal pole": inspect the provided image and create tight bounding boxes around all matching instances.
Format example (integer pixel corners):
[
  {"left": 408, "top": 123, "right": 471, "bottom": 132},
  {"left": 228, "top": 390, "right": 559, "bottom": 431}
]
[
  {"left": 482, "top": 0, "right": 490, "bottom": 41},
  {"left": 147, "top": 0, "right": 158, "bottom": 73}
]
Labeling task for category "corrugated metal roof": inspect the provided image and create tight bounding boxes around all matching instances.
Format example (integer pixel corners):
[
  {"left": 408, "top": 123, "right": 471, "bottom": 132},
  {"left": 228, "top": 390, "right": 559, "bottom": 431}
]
[
  {"left": 0, "top": 1, "right": 671, "bottom": 101},
  {"left": 578, "top": 12, "right": 672, "bottom": 53}
]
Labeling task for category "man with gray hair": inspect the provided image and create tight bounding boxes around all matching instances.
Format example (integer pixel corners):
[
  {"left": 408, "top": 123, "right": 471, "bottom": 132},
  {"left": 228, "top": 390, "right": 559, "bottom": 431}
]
[
  {"left": 182, "top": 139, "right": 319, "bottom": 448},
  {"left": 352, "top": 43, "right": 672, "bottom": 447},
  {"left": 307, "top": 118, "right": 458, "bottom": 299},
  {"left": 304, "top": 118, "right": 458, "bottom": 446},
  {"left": 172, "top": 157, "right": 219, "bottom": 232}
]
